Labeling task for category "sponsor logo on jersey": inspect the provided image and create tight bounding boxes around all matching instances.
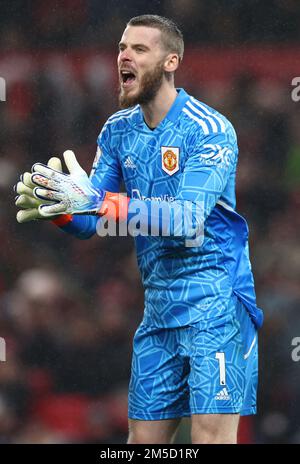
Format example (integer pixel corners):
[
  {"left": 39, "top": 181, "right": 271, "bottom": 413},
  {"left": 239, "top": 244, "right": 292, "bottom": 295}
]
[
  {"left": 131, "top": 188, "right": 175, "bottom": 202},
  {"left": 215, "top": 387, "right": 230, "bottom": 401},
  {"left": 200, "top": 144, "right": 233, "bottom": 166},
  {"left": 161, "top": 147, "right": 179, "bottom": 176},
  {"left": 124, "top": 156, "right": 137, "bottom": 169}
]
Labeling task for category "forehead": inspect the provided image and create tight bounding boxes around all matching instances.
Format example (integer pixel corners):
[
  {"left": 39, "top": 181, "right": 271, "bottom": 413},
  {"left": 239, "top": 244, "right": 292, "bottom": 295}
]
[{"left": 120, "top": 25, "right": 163, "bottom": 49}]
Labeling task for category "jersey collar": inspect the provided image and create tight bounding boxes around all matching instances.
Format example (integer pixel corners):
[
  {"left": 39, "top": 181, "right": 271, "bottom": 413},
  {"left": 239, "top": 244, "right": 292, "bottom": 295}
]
[
  {"left": 134, "top": 88, "right": 190, "bottom": 130},
  {"left": 165, "top": 88, "right": 190, "bottom": 123}
]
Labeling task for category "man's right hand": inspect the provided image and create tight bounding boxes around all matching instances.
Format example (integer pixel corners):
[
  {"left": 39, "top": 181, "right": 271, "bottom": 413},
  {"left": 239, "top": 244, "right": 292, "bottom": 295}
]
[{"left": 15, "top": 157, "right": 63, "bottom": 223}]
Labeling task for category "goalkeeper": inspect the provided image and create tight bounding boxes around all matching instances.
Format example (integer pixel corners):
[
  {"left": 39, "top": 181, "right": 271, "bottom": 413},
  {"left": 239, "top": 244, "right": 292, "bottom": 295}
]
[{"left": 15, "top": 15, "right": 263, "bottom": 444}]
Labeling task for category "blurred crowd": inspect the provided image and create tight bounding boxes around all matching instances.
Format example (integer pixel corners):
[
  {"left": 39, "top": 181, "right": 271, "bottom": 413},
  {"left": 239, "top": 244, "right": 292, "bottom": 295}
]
[
  {"left": 0, "top": 0, "right": 300, "bottom": 445},
  {"left": 0, "top": 0, "right": 300, "bottom": 50}
]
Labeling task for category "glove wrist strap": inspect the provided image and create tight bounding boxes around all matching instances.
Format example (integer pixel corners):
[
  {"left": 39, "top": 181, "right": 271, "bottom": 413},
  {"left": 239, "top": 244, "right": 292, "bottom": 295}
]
[
  {"left": 99, "top": 192, "right": 129, "bottom": 222},
  {"left": 52, "top": 214, "right": 73, "bottom": 227}
]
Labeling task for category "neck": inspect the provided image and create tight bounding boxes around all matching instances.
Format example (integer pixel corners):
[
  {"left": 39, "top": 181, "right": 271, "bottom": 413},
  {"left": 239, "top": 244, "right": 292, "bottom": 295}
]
[{"left": 141, "top": 82, "right": 178, "bottom": 129}]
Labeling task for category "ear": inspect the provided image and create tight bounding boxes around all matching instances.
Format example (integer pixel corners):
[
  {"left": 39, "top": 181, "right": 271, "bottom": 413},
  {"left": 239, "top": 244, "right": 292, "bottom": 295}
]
[{"left": 164, "top": 53, "right": 180, "bottom": 73}]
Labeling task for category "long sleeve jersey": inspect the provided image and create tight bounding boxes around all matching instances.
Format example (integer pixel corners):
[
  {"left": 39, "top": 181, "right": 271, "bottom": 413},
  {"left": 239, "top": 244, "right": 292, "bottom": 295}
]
[{"left": 57, "top": 88, "right": 263, "bottom": 329}]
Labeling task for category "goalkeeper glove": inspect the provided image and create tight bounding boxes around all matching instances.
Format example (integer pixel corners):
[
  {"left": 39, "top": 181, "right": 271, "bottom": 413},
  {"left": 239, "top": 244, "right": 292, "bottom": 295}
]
[
  {"left": 15, "top": 157, "right": 63, "bottom": 223},
  {"left": 31, "top": 150, "right": 106, "bottom": 217}
]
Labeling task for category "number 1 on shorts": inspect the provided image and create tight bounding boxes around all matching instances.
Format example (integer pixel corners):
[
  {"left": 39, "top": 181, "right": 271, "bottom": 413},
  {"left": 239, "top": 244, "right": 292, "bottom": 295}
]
[{"left": 215, "top": 352, "right": 226, "bottom": 385}]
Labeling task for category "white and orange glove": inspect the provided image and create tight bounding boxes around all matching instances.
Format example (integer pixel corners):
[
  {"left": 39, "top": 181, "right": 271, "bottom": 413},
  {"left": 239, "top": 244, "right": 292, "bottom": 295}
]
[
  {"left": 31, "top": 150, "right": 107, "bottom": 217},
  {"left": 15, "top": 157, "right": 63, "bottom": 223}
]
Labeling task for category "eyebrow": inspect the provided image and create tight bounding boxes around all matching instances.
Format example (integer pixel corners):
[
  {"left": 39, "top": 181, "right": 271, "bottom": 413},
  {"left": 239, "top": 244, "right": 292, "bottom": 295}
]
[{"left": 118, "top": 42, "right": 151, "bottom": 51}]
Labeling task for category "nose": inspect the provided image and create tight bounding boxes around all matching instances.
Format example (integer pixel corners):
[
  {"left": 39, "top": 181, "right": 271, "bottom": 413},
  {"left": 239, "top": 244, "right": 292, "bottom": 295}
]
[{"left": 119, "top": 48, "right": 132, "bottom": 63}]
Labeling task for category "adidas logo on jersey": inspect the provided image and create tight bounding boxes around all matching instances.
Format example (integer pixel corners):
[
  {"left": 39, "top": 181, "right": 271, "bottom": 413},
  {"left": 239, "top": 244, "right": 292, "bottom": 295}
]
[
  {"left": 124, "top": 156, "right": 136, "bottom": 169},
  {"left": 215, "top": 388, "right": 230, "bottom": 401}
]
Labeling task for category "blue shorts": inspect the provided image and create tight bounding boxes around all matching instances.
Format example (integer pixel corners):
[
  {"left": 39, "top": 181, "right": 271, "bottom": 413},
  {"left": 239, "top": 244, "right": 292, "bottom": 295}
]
[{"left": 128, "top": 297, "right": 258, "bottom": 420}]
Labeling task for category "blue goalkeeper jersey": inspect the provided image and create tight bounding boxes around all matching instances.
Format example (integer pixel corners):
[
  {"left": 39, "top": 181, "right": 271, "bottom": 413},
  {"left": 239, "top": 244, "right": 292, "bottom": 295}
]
[{"left": 61, "top": 88, "right": 263, "bottom": 329}]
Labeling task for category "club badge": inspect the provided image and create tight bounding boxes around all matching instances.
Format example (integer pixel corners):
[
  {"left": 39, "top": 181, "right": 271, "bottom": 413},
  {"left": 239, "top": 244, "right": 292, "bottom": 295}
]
[{"left": 161, "top": 147, "right": 179, "bottom": 176}]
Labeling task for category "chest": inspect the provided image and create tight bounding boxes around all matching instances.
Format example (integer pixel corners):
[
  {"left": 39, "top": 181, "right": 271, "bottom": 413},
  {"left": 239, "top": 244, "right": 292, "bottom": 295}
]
[{"left": 118, "top": 129, "right": 188, "bottom": 198}]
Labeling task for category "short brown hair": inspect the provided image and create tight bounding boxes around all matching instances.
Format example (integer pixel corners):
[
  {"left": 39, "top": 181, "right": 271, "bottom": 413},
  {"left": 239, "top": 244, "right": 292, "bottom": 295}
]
[{"left": 127, "top": 15, "right": 184, "bottom": 62}]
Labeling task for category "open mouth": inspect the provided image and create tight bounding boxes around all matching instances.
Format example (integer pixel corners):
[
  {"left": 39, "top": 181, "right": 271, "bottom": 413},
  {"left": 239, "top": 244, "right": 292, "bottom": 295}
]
[{"left": 120, "top": 71, "right": 137, "bottom": 87}]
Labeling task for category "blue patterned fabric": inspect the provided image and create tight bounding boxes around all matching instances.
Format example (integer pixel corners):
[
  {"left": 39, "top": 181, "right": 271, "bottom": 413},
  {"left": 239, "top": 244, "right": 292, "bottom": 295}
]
[
  {"left": 128, "top": 296, "right": 258, "bottom": 418},
  {"left": 56, "top": 88, "right": 262, "bottom": 416},
  {"left": 61, "top": 88, "right": 262, "bottom": 329}
]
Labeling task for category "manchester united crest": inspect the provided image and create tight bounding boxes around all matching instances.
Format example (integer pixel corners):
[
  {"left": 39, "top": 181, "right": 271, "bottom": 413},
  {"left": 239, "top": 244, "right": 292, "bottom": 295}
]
[{"left": 161, "top": 146, "right": 179, "bottom": 176}]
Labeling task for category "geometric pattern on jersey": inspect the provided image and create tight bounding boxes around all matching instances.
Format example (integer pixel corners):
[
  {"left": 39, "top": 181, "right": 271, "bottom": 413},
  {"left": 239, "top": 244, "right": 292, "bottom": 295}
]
[
  {"left": 128, "top": 296, "right": 258, "bottom": 419},
  {"left": 89, "top": 88, "right": 263, "bottom": 329}
]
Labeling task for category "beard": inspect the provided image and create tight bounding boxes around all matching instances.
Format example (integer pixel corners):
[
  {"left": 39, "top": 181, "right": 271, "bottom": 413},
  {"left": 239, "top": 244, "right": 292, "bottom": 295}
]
[{"left": 118, "top": 60, "right": 166, "bottom": 109}]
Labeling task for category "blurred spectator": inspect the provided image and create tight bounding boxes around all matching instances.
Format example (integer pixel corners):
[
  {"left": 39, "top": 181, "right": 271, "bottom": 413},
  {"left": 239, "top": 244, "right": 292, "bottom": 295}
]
[{"left": 0, "top": 0, "right": 300, "bottom": 443}]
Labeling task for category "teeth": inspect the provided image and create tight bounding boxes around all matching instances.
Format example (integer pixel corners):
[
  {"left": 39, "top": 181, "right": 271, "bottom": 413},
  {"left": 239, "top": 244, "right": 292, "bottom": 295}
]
[{"left": 120, "top": 70, "right": 136, "bottom": 84}]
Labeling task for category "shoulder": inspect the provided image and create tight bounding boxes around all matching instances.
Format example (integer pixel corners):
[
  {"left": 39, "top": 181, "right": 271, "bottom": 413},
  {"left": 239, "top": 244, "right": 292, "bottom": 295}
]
[
  {"left": 97, "top": 105, "right": 140, "bottom": 146},
  {"left": 102, "top": 105, "right": 140, "bottom": 133},
  {"left": 182, "top": 95, "right": 237, "bottom": 141}
]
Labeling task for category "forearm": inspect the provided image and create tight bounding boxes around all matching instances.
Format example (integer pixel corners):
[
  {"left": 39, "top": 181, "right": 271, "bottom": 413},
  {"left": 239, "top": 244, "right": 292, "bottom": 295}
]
[
  {"left": 128, "top": 199, "right": 203, "bottom": 239},
  {"left": 52, "top": 214, "right": 98, "bottom": 239},
  {"left": 101, "top": 194, "right": 204, "bottom": 241}
]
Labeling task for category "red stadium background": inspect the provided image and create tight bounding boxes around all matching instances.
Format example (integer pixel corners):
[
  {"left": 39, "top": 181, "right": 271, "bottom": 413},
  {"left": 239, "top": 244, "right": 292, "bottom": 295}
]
[{"left": 1, "top": 0, "right": 300, "bottom": 444}]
